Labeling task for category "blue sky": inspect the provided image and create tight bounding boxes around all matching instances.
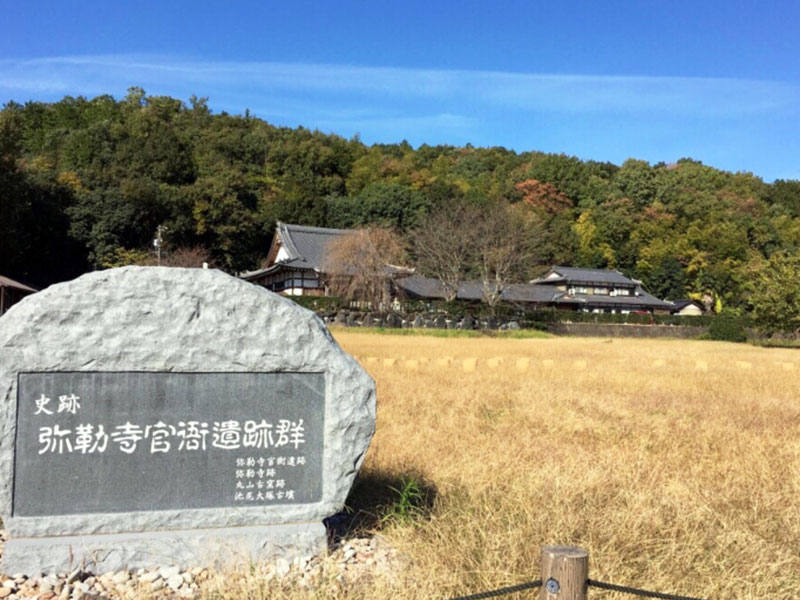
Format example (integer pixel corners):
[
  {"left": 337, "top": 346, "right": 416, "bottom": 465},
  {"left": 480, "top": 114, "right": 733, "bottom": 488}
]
[{"left": 1, "top": 1, "right": 799, "bottom": 181}]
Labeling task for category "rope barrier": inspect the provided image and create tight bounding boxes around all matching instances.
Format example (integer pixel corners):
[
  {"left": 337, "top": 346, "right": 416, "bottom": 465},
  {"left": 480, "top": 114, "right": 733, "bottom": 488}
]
[
  {"left": 448, "top": 578, "right": 712, "bottom": 600},
  {"left": 448, "top": 579, "right": 541, "bottom": 600},
  {"left": 587, "top": 579, "right": 710, "bottom": 600}
]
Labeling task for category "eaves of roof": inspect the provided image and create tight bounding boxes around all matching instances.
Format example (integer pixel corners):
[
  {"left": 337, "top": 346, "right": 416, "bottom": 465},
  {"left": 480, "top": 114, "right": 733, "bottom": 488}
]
[
  {"left": 553, "top": 293, "right": 672, "bottom": 308},
  {"left": 240, "top": 259, "right": 316, "bottom": 281},
  {"left": 0, "top": 275, "right": 37, "bottom": 293}
]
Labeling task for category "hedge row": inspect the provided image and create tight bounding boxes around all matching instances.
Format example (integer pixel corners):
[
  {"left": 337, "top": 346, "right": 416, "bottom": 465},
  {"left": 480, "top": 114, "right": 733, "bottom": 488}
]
[{"left": 289, "top": 296, "right": 729, "bottom": 327}]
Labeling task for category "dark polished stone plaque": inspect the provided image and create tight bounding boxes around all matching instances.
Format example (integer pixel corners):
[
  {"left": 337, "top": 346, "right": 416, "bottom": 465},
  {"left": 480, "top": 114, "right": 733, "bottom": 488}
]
[{"left": 13, "top": 372, "right": 325, "bottom": 517}]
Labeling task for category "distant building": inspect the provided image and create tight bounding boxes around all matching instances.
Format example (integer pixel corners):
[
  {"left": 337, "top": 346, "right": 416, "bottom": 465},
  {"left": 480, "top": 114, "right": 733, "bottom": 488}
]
[
  {"left": 529, "top": 266, "right": 673, "bottom": 314},
  {"left": 241, "top": 223, "right": 351, "bottom": 296},
  {"left": 0, "top": 275, "right": 38, "bottom": 316},
  {"left": 671, "top": 299, "right": 705, "bottom": 316},
  {"left": 397, "top": 266, "right": 672, "bottom": 314},
  {"left": 243, "top": 223, "right": 672, "bottom": 313}
]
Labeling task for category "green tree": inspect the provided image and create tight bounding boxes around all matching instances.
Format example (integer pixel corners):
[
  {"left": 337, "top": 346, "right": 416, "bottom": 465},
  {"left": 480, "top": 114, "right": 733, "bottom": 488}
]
[
  {"left": 768, "top": 179, "right": 800, "bottom": 217},
  {"left": 748, "top": 253, "right": 800, "bottom": 334},
  {"left": 641, "top": 255, "right": 686, "bottom": 301}
]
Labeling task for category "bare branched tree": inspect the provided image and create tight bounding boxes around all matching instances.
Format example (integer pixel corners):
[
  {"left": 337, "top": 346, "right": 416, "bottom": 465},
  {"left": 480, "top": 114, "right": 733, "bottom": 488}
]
[
  {"left": 475, "top": 206, "right": 541, "bottom": 308},
  {"left": 159, "top": 246, "right": 216, "bottom": 268},
  {"left": 112, "top": 245, "right": 216, "bottom": 268},
  {"left": 323, "top": 227, "right": 408, "bottom": 308},
  {"left": 409, "top": 202, "right": 482, "bottom": 301},
  {"left": 411, "top": 201, "right": 541, "bottom": 308}
]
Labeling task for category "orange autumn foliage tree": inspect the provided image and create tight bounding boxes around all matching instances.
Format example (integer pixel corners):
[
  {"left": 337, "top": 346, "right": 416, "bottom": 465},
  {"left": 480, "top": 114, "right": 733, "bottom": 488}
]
[{"left": 515, "top": 179, "right": 573, "bottom": 214}]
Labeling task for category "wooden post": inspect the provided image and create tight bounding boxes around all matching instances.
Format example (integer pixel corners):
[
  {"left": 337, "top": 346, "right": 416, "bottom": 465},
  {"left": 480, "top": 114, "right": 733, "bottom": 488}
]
[{"left": 539, "top": 546, "right": 589, "bottom": 600}]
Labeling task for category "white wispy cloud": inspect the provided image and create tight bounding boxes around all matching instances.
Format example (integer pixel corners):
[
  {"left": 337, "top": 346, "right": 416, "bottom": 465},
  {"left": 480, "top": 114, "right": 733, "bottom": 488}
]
[
  {"left": 1, "top": 54, "right": 797, "bottom": 120},
  {"left": 2, "top": 54, "right": 799, "bottom": 181}
]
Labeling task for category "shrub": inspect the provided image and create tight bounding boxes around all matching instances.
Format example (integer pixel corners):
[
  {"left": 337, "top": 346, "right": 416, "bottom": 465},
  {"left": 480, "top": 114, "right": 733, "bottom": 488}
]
[
  {"left": 708, "top": 312, "right": 748, "bottom": 343},
  {"left": 289, "top": 296, "right": 345, "bottom": 312}
]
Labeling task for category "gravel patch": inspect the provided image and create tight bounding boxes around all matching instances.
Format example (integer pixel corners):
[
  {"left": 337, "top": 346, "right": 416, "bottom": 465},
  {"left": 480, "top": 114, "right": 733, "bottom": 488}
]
[{"left": 0, "top": 530, "right": 403, "bottom": 598}]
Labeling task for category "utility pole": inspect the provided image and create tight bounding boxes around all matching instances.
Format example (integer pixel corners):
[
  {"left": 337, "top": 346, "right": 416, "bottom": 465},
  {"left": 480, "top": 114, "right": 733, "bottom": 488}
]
[{"left": 153, "top": 225, "right": 167, "bottom": 266}]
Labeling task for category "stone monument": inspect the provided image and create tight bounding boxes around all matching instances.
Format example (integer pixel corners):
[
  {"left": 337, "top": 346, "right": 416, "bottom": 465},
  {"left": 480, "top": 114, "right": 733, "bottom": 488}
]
[{"left": 0, "top": 267, "right": 376, "bottom": 574}]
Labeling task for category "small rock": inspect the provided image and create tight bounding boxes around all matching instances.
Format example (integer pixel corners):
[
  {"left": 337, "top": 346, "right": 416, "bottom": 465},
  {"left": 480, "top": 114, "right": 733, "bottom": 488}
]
[
  {"left": 40, "top": 593, "right": 56, "bottom": 600},
  {"left": 139, "top": 572, "right": 161, "bottom": 583},
  {"left": 0, "top": 587, "right": 11, "bottom": 598},
  {"left": 159, "top": 566, "right": 180, "bottom": 579},
  {"left": 148, "top": 579, "right": 165, "bottom": 591},
  {"left": 2, "top": 580, "right": 17, "bottom": 591},
  {"left": 167, "top": 574, "right": 184, "bottom": 591},
  {"left": 181, "top": 572, "right": 193, "bottom": 584},
  {"left": 110, "top": 572, "right": 129, "bottom": 585}
]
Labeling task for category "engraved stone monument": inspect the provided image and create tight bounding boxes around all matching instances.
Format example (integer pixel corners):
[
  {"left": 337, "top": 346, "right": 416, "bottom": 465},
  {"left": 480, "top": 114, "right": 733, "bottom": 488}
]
[{"left": 0, "top": 267, "right": 376, "bottom": 574}]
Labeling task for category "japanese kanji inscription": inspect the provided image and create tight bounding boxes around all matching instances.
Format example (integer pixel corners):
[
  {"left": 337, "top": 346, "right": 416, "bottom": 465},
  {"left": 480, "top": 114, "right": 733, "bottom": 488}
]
[{"left": 14, "top": 372, "right": 324, "bottom": 516}]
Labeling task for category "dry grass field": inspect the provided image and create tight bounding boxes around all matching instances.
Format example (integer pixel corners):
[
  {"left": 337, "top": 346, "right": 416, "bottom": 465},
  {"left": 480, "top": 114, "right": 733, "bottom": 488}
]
[{"left": 212, "top": 330, "right": 800, "bottom": 599}]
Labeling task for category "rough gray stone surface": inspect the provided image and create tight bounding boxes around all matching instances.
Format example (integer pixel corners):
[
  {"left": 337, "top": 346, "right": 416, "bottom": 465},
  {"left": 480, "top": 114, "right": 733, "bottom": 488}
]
[
  {"left": 3, "top": 523, "right": 326, "bottom": 575},
  {"left": 0, "top": 267, "right": 375, "bottom": 571}
]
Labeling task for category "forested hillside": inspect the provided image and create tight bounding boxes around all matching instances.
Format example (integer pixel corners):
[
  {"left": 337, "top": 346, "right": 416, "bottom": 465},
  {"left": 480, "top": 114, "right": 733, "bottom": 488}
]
[{"left": 3, "top": 89, "right": 800, "bottom": 314}]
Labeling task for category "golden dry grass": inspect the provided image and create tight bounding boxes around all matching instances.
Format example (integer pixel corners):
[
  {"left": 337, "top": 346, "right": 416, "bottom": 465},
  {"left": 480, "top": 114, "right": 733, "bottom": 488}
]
[{"left": 207, "top": 332, "right": 800, "bottom": 599}]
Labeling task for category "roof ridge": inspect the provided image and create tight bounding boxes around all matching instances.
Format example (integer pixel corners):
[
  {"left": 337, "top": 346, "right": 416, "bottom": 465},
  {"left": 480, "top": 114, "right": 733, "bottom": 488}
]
[
  {"left": 554, "top": 265, "right": 624, "bottom": 273},
  {"left": 280, "top": 222, "right": 352, "bottom": 235}
]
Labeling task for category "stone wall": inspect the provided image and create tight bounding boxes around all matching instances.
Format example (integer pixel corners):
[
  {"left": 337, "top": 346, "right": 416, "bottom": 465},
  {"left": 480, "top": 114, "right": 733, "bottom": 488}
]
[
  {"left": 546, "top": 323, "right": 708, "bottom": 338},
  {"left": 325, "top": 309, "right": 709, "bottom": 338}
]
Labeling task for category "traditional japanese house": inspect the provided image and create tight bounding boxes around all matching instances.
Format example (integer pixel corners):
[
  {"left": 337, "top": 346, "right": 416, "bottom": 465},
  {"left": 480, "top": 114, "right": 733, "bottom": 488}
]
[
  {"left": 241, "top": 223, "right": 348, "bottom": 295},
  {"left": 529, "top": 266, "right": 673, "bottom": 314},
  {"left": 395, "top": 266, "right": 672, "bottom": 314}
]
